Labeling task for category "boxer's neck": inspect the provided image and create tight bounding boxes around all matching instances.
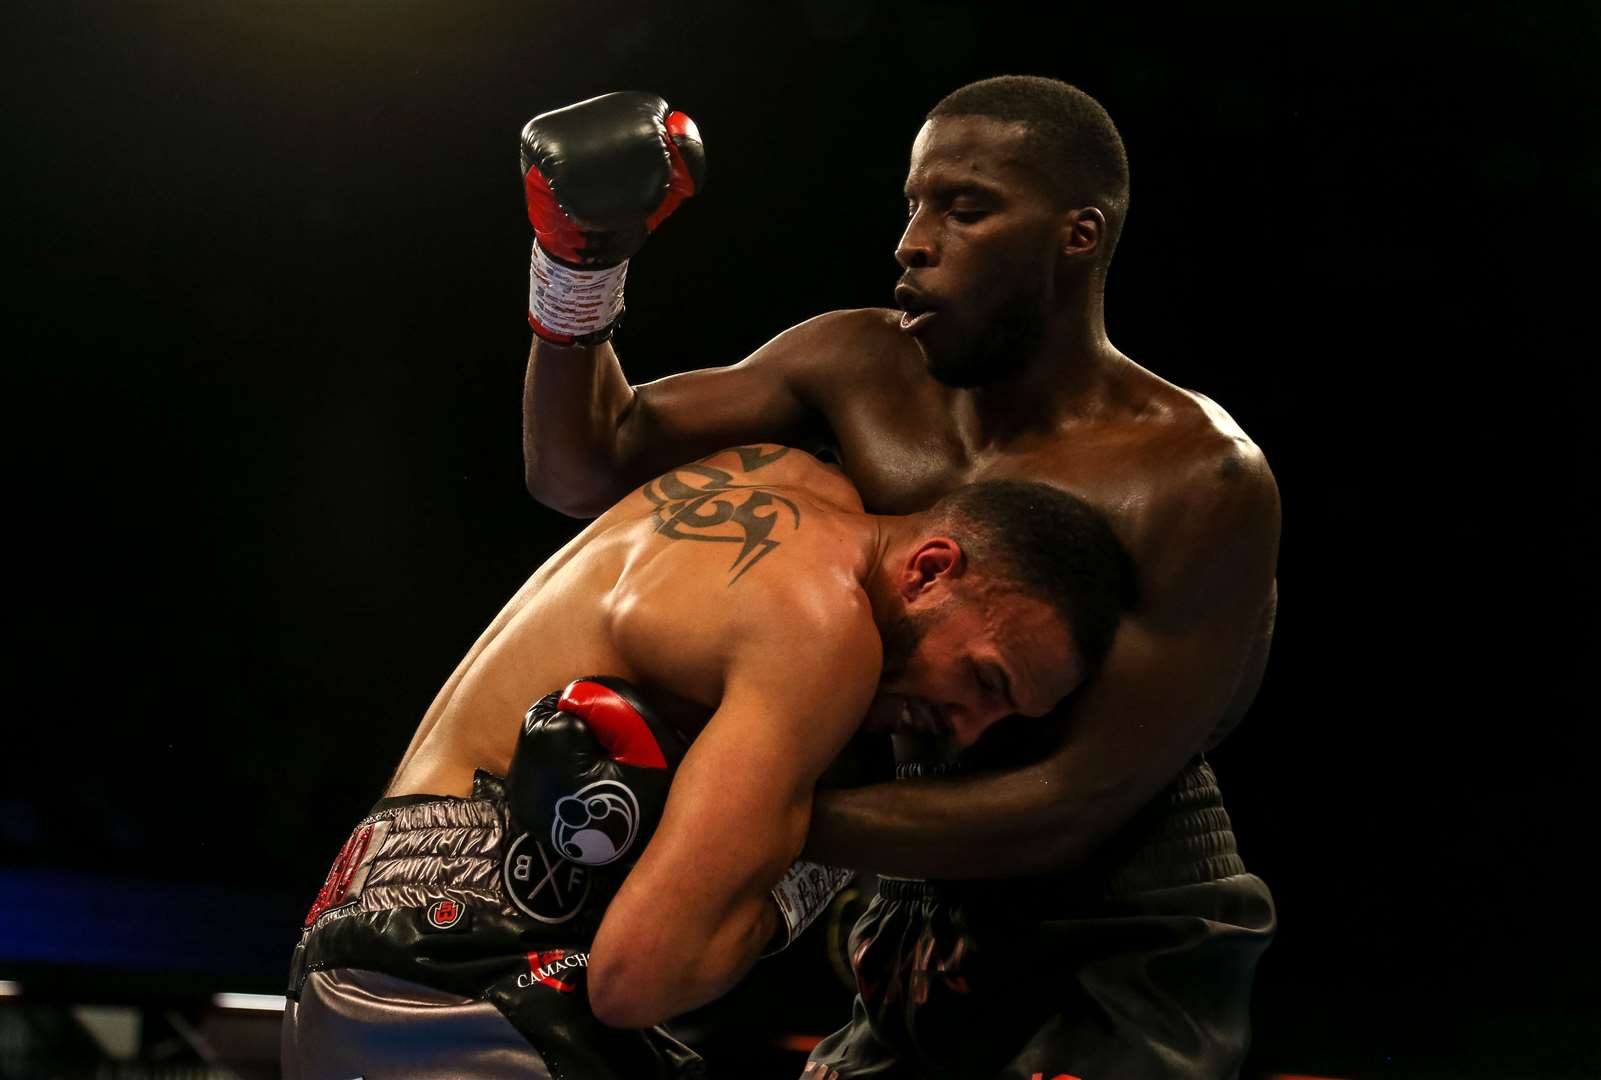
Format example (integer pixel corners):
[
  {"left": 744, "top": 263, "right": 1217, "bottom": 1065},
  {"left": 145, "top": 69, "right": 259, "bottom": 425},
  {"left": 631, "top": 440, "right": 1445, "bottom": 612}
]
[{"left": 957, "top": 298, "right": 1131, "bottom": 447}]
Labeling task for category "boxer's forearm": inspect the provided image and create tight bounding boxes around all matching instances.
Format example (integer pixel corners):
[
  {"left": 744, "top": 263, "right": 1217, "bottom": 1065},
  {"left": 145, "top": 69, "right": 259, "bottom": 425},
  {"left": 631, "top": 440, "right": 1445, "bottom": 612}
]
[
  {"left": 802, "top": 764, "right": 1096, "bottom": 878},
  {"left": 522, "top": 337, "right": 639, "bottom": 516},
  {"left": 589, "top": 888, "right": 779, "bottom": 1028}
]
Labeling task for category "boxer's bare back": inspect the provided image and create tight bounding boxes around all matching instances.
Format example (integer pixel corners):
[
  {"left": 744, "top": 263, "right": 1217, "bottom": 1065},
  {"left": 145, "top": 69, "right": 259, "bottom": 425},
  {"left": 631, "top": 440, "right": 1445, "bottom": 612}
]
[{"left": 384, "top": 444, "right": 870, "bottom": 799}]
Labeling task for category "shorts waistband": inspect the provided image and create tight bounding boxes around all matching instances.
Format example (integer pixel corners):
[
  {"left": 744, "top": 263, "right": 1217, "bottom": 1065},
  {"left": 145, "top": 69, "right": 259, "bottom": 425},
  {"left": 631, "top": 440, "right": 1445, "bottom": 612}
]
[
  {"left": 1096, "top": 756, "right": 1246, "bottom": 896},
  {"left": 304, "top": 772, "right": 513, "bottom": 928}
]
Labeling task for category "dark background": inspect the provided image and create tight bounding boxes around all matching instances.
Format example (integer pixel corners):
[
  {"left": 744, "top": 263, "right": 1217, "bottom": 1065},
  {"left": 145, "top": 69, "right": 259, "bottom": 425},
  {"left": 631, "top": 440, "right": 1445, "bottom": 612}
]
[{"left": 4, "top": 1, "right": 1595, "bottom": 1076}]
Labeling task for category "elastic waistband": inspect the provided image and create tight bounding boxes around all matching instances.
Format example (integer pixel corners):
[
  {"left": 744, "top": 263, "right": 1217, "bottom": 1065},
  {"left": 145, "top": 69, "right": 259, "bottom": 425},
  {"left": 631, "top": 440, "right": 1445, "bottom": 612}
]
[
  {"left": 1095, "top": 755, "right": 1246, "bottom": 896},
  {"left": 304, "top": 773, "right": 513, "bottom": 929},
  {"left": 878, "top": 757, "right": 1247, "bottom": 906}
]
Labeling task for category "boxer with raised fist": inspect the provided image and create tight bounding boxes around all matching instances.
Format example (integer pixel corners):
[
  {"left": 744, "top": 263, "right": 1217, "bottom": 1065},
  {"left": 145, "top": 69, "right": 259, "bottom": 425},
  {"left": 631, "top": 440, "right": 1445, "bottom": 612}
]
[
  {"left": 283, "top": 441, "right": 1128, "bottom": 1078},
  {"left": 522, "top": 76, "right": 1279, "bottom": 1079},
  {"left": 521, "top": 92, "right": 704, "bottom": 345}
]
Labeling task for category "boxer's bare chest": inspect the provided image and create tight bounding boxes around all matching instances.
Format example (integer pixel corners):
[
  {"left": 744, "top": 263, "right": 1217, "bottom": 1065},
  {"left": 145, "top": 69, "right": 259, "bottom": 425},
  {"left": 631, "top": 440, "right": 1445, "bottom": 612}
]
[{"left": 820, "top": 369, "right": 1178, "bottom": 543}]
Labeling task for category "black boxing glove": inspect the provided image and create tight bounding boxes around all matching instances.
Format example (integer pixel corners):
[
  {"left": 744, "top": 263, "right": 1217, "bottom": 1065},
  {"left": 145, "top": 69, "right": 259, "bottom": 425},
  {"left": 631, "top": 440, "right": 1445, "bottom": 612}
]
[
  {"left": 521, "top": 92, "right": 705, "bottom": 345},
  {"left": 507, "top": 676, "right": 688, "bottom": 870}
]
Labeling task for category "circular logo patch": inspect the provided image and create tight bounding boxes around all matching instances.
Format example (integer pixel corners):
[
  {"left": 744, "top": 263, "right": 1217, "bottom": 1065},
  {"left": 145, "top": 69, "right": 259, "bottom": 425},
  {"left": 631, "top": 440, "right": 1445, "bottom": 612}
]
[
  {"left": 426, "top": 898, "right": 464, "bottom": 929},
  {"left": 551, "top": 779, "right": 640, "bottom": 866},
  {"left": 504, "top": 832, "right": 592, "bottom": 924}
]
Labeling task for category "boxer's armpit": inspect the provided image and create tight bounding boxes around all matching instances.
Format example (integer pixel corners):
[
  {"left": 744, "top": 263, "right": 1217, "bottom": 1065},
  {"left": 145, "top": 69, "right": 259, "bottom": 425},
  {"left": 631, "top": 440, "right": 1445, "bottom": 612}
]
[{"left": 638, "top": 446, "right": 803, "bottom": 585}]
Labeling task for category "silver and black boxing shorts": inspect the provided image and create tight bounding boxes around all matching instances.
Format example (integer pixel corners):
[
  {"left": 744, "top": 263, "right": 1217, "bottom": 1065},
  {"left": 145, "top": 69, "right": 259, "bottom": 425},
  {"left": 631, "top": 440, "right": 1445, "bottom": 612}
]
[{"left": 282, "top": 771, "right": 703, "bottom": 1080}]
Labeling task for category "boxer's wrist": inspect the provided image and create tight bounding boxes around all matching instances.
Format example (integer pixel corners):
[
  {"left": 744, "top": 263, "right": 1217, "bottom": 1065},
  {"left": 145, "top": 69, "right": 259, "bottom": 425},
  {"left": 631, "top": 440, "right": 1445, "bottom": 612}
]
[
  {"left": 527, "top": 241, "right": 629, "bottom": 345},
  {"left": 519, "top": 92, "right": 703, "bottom": 346}
]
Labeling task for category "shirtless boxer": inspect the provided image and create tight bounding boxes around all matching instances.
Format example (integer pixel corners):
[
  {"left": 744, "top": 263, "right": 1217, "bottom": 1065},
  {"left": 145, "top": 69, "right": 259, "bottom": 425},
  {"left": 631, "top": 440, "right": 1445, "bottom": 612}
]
[
  {"left": 281, "top": 443, "right": 1128, "bottom": 1079},
  {"left": 520, "top": 79, "right": 1280, "bottom": 1078}
]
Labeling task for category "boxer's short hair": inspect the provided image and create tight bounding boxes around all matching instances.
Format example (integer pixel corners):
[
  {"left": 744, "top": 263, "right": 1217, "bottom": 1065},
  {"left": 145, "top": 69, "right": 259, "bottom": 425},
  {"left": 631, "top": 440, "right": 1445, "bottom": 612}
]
[
  {"left": 929, "top": 75, "right": 1130, "bottom": 261},
  {"left": 929, "top": 480, "right": 1132, "bottom": 672}
]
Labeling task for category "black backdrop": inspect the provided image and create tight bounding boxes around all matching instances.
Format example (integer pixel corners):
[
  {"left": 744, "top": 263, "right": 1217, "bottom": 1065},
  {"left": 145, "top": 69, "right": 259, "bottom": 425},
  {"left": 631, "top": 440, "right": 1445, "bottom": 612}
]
[{"left": 5, "top": 2, "right": 1595, "bottom": 1076}]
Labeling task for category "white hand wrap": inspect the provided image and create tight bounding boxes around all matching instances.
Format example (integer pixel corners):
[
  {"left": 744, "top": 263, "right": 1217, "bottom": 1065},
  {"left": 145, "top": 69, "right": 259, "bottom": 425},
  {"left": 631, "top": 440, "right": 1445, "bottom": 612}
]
[
  {"left": 528, "top": 241, "right": 629, "bottom": 341},
  {"left": 764, "top": 860, "right": 856, "bottom": 956}
]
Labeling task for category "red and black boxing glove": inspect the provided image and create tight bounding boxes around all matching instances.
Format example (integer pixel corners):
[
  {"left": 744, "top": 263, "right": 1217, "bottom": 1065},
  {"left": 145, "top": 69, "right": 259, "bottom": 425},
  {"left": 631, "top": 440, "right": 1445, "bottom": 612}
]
[
  {"left": 521, "top": 92, "right": 705, "bottom": 345},
  {"left": 507, "top": 676, "right": 688, "bottom": 872}
]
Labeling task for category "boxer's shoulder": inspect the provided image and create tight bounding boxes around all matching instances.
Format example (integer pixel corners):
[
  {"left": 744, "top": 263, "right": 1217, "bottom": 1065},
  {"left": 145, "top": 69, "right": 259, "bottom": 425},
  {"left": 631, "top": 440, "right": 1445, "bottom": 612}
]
[
  {"left": 1003, "top": 363, "right": 1277, "bottom": 599},
  {"left": 761, "top": 308, "right": 921, "bottom": 388},
  {"left": 1084, "top": 360, "right": 1275, "bottom": 503},
  {"left": 1145, "top": 386, "right": 1275, "bottom": 519},
  {"left": 1109, "top": 384, "right": 1280, "bottom": 607},
  {"left": 778, "top": 307, "right": 905, "bottom": 350}
]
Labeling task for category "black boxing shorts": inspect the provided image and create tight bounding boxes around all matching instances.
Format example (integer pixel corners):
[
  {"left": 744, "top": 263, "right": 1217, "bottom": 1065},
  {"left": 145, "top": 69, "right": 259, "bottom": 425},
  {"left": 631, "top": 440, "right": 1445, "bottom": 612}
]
[
  {"left": 803, "top": 756, "right": 1275, "bottom": 1080},
  {"left": 281, "top": 771, "right": 704, "bottom": 1080}
]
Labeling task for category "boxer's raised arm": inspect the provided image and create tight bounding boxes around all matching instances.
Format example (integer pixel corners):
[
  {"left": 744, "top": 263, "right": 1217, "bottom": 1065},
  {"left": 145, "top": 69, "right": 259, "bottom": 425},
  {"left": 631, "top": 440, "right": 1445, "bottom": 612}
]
[
  {"left": 584, "top": 598, "right": 880, "bottom": 1028},
  {"left": 804, "top": 448, "right": 1281, "bottom": 878},
  {"left": 516, "top": 91, "right": 863, "bottom": 517},
  {"left": 523, "top": 312, "right": 859, "bottom": 517}
]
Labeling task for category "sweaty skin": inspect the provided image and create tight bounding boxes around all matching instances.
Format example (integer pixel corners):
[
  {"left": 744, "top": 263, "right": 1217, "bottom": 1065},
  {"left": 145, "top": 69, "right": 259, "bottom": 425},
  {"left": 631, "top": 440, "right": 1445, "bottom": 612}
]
[
  {"left": 384, "top": 446, "right": 877, "bottom": 1024},
  {"left": 522, "top": 115, "right": 1280, "bottom": 879},
  {"left": 383, "top": 443, "right": 1081, "bottom": 1025}
]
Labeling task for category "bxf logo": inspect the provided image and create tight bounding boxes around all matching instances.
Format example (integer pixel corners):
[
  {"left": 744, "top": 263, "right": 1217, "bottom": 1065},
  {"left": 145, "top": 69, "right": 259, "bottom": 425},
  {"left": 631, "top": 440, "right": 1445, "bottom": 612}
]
[
  {"left": 504, "top": 832, "right": 591, "bottom": 924},
  {"left": 516, "top": 949, "right": 588, "bottom": 993}
]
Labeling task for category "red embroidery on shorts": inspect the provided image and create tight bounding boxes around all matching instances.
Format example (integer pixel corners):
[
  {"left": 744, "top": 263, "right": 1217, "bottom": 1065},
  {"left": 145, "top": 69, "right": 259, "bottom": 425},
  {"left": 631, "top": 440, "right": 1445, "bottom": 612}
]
[
  {"left": 902, "top": 929, "right": 972, "bottom": 1005},
  {"left": 303, "top": 823, "right": 374, "bottom": 926},
  {"left": 857, "top": 926, "right": 972, "bottom": 1010}
]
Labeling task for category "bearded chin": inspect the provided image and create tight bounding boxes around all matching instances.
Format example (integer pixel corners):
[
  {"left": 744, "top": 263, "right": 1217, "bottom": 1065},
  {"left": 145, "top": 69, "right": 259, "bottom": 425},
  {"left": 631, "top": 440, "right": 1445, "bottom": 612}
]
[
  {"left": 878, "top": 610, "right": 930, "bottom": 683},
  {"left": 925, "top": 293, "right": 1045, "bottom": 389}
]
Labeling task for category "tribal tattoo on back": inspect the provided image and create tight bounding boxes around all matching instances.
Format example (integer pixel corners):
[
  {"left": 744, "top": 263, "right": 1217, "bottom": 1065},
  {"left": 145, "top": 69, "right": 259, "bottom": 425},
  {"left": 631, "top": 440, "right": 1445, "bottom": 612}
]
[{"left": 640, "top": 446, "right": 801, "bottom": 586}]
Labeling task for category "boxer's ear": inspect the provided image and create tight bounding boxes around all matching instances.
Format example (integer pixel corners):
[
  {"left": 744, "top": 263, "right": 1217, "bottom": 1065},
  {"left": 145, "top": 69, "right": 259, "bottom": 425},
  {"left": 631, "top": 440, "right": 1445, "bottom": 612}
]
[
  {"left": 899, "top": 537, "right": 966, "bottom": 601},
  {"left": 1060, "top": 206, "right": 1104, "bottom": 260}
]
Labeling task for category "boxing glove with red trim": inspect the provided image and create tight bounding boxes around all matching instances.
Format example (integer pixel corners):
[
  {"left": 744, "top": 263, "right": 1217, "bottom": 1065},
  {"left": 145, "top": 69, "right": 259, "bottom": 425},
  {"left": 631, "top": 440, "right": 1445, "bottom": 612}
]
[
  {"left": 508, "top": 675, "right": 688, "bottom": 869},
  {"left": 520, "top": 92, "right": 705, "bottom": 345}
]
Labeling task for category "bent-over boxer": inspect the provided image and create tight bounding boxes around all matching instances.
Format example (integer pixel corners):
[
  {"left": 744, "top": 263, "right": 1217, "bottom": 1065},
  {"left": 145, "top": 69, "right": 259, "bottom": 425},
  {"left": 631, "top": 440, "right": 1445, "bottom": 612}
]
[
  {"left": 281, "top": 443, "right": 1128, "bottom": 1079},
  {"left": 521, "top": 80, "right": 1280, "bottom": 1078}
]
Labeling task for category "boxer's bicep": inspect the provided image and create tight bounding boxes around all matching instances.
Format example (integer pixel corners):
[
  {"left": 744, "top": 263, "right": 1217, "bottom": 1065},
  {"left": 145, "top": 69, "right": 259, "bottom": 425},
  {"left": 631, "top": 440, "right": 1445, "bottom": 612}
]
[
  {"left": 617, "top": 309, "right": 888, "bottom": 484},
  {"left": 1024, "top": 612, "right": 1259, "bottom": 857},
  {"left": 525, "top": 329, "right": 817, "bottom": 516},
  {"left": 1018, "top": 453, "right": 1281, "bottom": 854},
  {"left": 528, "top": 309, "right": 886, "bottom": 515},
  {"left": 622, "top": 358, "right": 816, "bottom": 471}
]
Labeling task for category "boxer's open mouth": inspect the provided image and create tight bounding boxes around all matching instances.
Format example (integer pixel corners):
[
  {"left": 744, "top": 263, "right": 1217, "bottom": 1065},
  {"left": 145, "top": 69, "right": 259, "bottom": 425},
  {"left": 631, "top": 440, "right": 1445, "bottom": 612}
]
[{"left": 895, "top": 284, "right": 939, "bottom": 334}]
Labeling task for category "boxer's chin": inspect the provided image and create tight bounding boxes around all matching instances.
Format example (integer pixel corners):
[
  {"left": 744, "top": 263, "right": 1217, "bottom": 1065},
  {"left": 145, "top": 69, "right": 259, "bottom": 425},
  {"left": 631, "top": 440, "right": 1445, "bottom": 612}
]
[{"left": 924, "top": 295, "right": 1045, "bottom": 388}]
